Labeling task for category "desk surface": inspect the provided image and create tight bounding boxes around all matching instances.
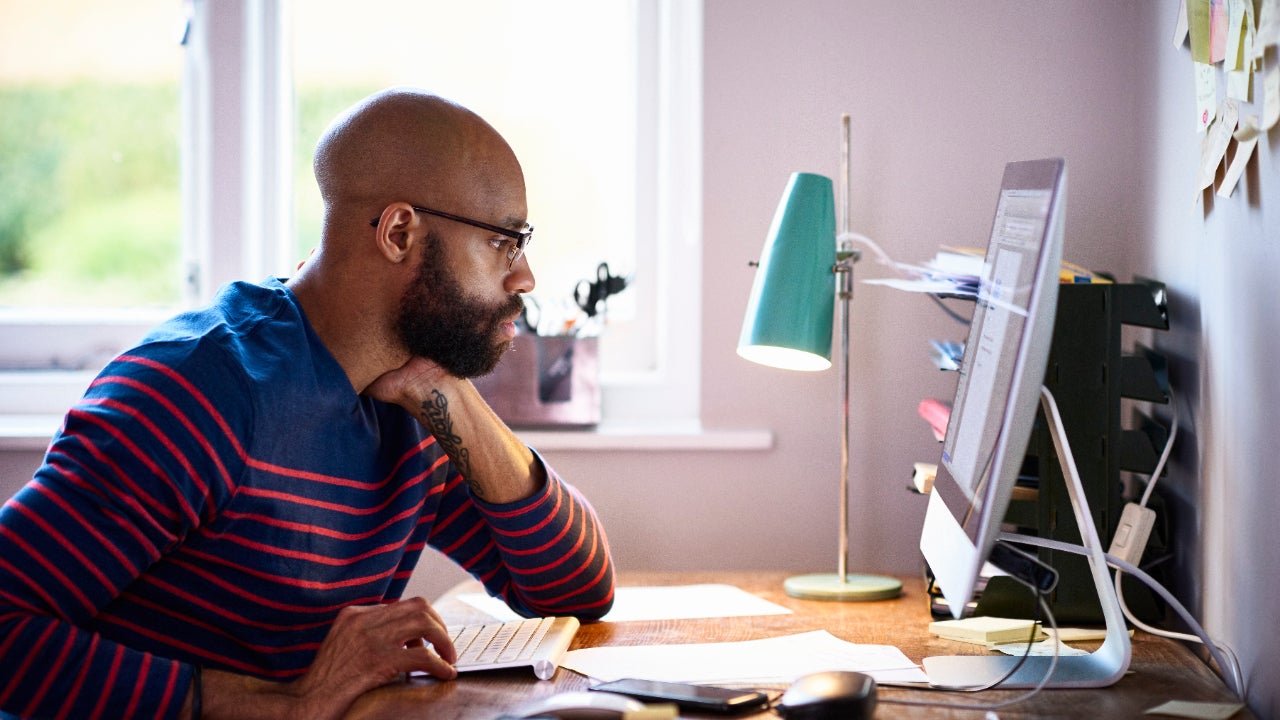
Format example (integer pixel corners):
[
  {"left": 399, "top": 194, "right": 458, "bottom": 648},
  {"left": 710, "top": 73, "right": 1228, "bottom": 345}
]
[{"left": 346, "top": 571, "right": 1250, "bottom": 720}]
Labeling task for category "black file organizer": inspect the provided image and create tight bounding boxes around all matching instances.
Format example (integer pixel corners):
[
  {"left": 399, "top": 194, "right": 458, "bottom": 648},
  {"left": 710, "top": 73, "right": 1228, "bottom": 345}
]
[{"left": 936, "top": 279, "right": 1173, "bottom": 623}]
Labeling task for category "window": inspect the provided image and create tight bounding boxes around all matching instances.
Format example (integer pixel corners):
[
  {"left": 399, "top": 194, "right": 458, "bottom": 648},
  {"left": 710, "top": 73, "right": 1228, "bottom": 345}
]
[
  {"left": 0, "top": 1, "right": 183, "bottom": 312},
  {"left": 1, "top": 0, "right": 701, "bottom": 430},
  {"left": 0, "top": 0, "right": 183, "bottom": 414}
]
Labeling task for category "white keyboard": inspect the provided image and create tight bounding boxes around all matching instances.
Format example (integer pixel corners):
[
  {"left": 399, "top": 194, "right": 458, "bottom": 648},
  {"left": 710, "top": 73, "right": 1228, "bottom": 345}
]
[{"left": 436, "top": 616, "right": 581, "bottom": 680}]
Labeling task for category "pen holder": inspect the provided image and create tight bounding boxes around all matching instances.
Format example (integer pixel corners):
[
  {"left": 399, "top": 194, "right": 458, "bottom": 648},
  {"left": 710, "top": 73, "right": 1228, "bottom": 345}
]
[{"left": 472, "top": 333, "right": 600, "bottom": 428}]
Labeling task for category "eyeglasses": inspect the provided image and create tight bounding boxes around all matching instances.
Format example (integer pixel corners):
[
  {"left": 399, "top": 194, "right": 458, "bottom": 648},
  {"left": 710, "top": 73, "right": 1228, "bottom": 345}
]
[{"left": 370, "top": 205, "right": 533, "bottom": 270}]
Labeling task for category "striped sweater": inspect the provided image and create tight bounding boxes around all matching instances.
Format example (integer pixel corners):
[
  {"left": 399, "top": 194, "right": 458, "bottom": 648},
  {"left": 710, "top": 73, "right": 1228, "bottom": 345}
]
[{"left": 0, "top": 279, "right": 614, "bottom": 719}]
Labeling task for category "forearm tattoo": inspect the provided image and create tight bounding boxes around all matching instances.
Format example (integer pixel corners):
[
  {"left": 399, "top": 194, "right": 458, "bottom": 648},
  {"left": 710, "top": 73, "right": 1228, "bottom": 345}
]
[{"left": 421, "top": 389, "right": 478, "bottom": 495}]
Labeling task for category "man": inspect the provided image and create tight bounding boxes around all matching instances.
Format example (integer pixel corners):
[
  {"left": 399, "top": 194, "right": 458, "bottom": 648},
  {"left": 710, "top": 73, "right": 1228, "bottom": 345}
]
[{"left": 0, "top": 88, "right": 615, "bottom": 720}]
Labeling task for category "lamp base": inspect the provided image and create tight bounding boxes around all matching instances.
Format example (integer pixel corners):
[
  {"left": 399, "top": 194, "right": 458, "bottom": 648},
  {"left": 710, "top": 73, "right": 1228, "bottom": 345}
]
[{"left": 783, "top": 573, "right": 903, "bottom": 602}]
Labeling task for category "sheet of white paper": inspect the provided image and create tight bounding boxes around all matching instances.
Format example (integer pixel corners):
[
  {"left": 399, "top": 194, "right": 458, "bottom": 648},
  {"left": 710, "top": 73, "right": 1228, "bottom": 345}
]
[
  {"left": 1257, "top": 0, "right": 1280, "bottom": 51},
  {"left": 991, "top": 638, "right": 1090, "bottom": 657},
  {"left": 1225, "top": 0, "right": 1247, "bottom": 70},
  {"left": 561, "top": 630, "right": 927, "bottom": 685},
  {"left": 458, "top": 584, "right": 793, "bottom": 623},
  {"left": 1174, "top": 0, "right": 1191, "bottom": 48},
  {"left": 1264, "top": 65, "right": 1280, "bottom": 129},
  {"left": 1197, "top": 98, "right": 1239, "bottom": 199},
  {"left": 862, "top": 277, "right": 977, "bottom": 297},
  {"left": 1218, "top": 133, "right": 1259, "bottom": 197},
  {"left": 1195, "top": 62, "right": 1217, "bottom": 133}
]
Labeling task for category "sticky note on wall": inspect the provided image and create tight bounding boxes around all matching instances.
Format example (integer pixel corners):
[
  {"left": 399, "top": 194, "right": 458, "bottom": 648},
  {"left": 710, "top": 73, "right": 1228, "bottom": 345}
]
[
  {"left": 1195, "top": 62, "right": 1217, "bottom": 133},
  {"left": 1187, "top": 0, "right": 1213, "bottom": 62}
]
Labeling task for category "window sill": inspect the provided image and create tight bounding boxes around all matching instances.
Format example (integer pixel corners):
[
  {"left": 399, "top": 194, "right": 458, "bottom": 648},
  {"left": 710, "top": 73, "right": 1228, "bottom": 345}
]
[
  {"left": 0, "top": 415, "right": 61, "bottom": 452},
  {"left": 0, "top": 414, "right": 772, "bottom": 453}
]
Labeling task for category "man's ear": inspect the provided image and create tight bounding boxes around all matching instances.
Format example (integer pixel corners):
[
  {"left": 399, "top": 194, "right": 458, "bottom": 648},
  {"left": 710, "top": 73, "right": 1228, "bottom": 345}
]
[{"left": 372, "top": 203, "right": 420, "bottom": 263}]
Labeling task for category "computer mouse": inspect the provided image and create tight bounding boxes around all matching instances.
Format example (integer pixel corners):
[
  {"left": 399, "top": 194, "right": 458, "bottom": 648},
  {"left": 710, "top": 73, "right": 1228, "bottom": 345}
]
[
  {"left": 511, "top": 690, "right": 671, "bottom": 719},
  {"left": 775, "top": 670, "right": 877, "bottom": 720}
]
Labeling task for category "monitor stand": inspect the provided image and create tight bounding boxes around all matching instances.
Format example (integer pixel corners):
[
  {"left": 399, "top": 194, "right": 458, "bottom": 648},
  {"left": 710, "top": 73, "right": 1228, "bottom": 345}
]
[{"left": 922, "top": 387, "right": 1132, "bottom": 689}]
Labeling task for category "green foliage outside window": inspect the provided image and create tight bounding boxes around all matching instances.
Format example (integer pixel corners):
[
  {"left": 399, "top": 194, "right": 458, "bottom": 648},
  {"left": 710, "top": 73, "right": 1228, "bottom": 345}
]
[
  {"left": 0, "top": 83, "right": 181, "bottom": 308},
  {"left": 0, "top": 83, "right": 405, "bottom": 308}
]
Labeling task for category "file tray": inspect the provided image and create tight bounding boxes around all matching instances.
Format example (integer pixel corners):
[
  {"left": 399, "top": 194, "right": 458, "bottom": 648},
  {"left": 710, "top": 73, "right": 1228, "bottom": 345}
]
[{"left": 473, "top": 334, "right": 600, "bottom": 428}]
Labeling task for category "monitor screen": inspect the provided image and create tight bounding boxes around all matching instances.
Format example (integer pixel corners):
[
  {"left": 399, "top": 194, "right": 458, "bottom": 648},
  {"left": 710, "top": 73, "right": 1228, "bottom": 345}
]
[{"left": 919, "top": 158, "right": 1066, "bottom": 619}]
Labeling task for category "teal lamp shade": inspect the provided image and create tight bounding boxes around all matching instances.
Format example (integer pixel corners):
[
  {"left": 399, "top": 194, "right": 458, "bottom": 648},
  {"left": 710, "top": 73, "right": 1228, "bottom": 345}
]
[{"left": 738, "top": 172, "right": 837, "bottom": 371}]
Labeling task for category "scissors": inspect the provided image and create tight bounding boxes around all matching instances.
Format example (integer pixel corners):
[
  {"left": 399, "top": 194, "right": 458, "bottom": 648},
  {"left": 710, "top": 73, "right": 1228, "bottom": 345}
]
[
  {"left": 574, "top": 262, "right": 629, "bottom": 318},
  {"left": 518, "top": 295, "right": 541, "bottom": 334},
  {"left": 521, "top": 294, "right": 588, "bottom": 336}
]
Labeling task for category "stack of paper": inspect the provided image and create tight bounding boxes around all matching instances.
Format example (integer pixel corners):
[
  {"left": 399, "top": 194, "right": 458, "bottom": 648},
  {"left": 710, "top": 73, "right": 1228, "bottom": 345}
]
[
  {"left": 921, "top": 248, "right": 984, "bottom": 294},
  {"left": 928, "top": 616, "right": 1046, "bottom": 645},
  {"left": 559, "top": 630, "right": 928, "bottom": 686}
]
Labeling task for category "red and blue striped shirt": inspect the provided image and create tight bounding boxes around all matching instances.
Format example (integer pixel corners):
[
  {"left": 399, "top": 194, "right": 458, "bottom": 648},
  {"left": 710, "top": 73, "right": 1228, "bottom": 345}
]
[{"left": 0, "top": 279, "right": 614, "bottom": 719}]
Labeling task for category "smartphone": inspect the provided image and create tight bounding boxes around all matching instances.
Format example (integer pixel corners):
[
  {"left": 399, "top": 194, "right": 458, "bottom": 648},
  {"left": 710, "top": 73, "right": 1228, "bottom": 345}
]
[{"left": 590, "top": 678, "right": 769, "bottom": 714}]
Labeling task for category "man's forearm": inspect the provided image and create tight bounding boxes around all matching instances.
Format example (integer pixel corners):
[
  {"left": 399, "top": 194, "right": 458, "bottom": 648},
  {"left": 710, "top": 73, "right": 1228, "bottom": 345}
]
[
  {"left": 189, "top": 669, "right": 305, "bottom": 720},
  {"left": 409, "top": 379, "right": 545, "bottom": 503}
]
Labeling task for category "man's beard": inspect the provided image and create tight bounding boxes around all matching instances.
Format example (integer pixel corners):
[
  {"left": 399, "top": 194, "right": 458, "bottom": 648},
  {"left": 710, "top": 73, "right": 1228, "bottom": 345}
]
[{"left": 396, "top": 236, "right": 524, "bottom": 378}]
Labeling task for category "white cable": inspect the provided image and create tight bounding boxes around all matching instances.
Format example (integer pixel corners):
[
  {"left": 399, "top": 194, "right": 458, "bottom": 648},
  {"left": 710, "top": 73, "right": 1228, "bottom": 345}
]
[
  {"left": 1110, "top": 389, "right": 1242, "bottom": 690},
  {"left": 1004, "top": 534, "right": 1243, "bottom": 699},
  {"left": 1114, "top": 570, "right": 1245, "bottom": 695},
  {"left": 1138, "top": 387, "right": 1178, "bottom": 508},
  {"left": 836, "top": 232, "right": 904, "bottom": 274},
  {"left": 879, "top": 594, "right": 1060, "bottom": 713},
  {"left": 1114, "top": 385, "right": 1198, "bottom": 646}
]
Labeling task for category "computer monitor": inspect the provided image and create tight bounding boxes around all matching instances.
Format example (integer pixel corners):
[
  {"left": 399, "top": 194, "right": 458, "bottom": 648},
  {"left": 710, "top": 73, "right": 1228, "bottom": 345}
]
[
  {"left": 920, "top": 158, "right": 1066, "bottom": 620},
  {"left": 917, "top": 159, "right": 1129, "bottom": 688}
]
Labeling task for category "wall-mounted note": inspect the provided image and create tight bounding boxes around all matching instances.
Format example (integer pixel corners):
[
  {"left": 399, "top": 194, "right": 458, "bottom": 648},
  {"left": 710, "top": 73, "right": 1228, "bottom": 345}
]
[
  {"left": 1218, "top": 116, "right": 1259, "bottom": 197},
  {"left": 1195, "top": 62, "right": 1218, "bottom": 133},
  {"left": 1264, "top": 65, "right": 1280, "bottom": 130},
  {"left": 1188, "top": 0, "right": 1214, "bottom": 62},
  {"left": 1210, "top": 0, "right": 1228, "bottom": 62}
]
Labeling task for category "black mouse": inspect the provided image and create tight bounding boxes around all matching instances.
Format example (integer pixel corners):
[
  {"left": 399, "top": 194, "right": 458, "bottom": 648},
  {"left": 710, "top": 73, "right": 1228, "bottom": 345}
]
[{"left": 775, "top": 670, "right": 877, "bottom": 720}]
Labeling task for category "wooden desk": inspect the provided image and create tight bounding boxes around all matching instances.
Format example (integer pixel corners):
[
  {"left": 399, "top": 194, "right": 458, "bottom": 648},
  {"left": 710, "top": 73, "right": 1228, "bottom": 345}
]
[{"left": 347, "top": 571, "right": 1250, "bottom": 720}]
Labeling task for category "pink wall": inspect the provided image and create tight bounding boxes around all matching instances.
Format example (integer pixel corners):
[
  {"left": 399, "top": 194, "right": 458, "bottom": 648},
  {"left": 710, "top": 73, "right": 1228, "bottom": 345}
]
[{"left": 695, "top": 1, "right": 1151, "bottom": 575}]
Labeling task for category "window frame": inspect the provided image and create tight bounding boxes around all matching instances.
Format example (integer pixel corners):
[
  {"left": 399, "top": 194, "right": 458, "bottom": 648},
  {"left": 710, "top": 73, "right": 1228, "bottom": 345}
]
[{"left": 0, "top": 0, "right": 702, "bottom": 433}]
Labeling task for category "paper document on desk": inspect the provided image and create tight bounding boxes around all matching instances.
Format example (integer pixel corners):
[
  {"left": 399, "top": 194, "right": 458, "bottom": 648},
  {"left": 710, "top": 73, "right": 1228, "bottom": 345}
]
[
  {"left": 459, "top": 584, "right": 792, "bottom": 623},
  {"left": 560, "top": 630, "right": 928, "bottom": 686}
]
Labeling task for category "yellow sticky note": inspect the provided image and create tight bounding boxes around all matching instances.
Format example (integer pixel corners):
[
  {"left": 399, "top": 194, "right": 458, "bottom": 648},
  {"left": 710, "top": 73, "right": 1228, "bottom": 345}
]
[
  {"left": 1145, "top": 700, "right": 1245, "bottom": 720},
  {"left": 1188, "top": 0, "right": 1214, "bottom": 62}
]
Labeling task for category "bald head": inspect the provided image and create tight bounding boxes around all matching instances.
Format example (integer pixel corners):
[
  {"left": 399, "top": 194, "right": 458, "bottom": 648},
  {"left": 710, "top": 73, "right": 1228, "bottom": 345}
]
[
  {"left": 289, "top": 89, "right": 534, "bottom": 392},
  {"left": 313, "top": 88, "right": 524, "bottom": 228}
]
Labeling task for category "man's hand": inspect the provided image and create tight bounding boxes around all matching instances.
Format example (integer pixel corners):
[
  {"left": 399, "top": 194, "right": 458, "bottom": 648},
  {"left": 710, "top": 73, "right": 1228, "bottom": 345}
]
[
  {"left": 363, "top": 356, "right": 456, "bottom": 410},
  {"left": 197, "top": 597, "right": 457, "bottom": 720},
  {"left": 294, "top": 597, "right": 458, "bottom": 700}
]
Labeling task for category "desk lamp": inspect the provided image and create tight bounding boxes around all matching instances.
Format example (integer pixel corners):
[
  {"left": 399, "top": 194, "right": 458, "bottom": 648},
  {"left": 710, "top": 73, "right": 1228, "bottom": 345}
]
[{"left": 738, "top": 116, "right": 902, "bottom": 601}]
